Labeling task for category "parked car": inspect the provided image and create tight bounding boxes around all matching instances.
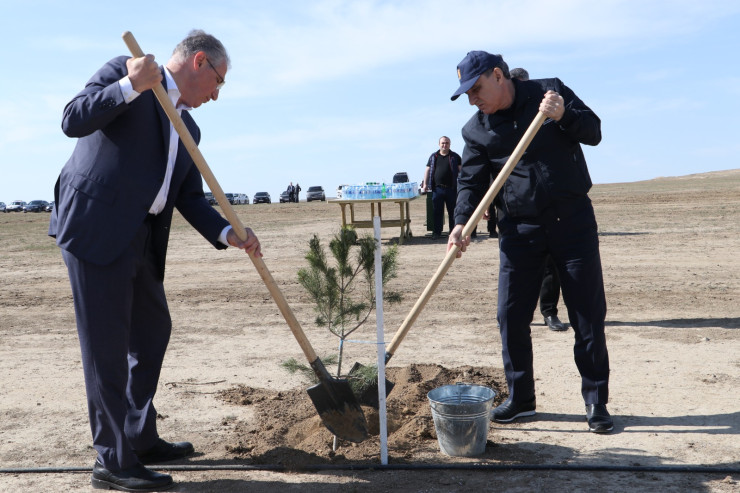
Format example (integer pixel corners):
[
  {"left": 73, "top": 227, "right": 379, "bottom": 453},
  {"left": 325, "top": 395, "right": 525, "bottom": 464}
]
[
  {"left": 253, "top": 192, "right": 271, "bottom": 204},
  {"left": 279, "top": 191, "right": 291, "bottom": 203},
  {"left": 393, "top": 172, "right": 409, "bottom": 183},
  {"left": 233, "top": 193, "right": 249, "bottom": 205},
  {"left": 335, "top": 184, "right": 351, "bottom": 199},
  {"left": 224, "top": 193, "right": 235, "bottom": 204},
  {"left": 24, "top": 200, "right": 49, "bottom": 213},
  {"left": 0, "top": 202, "right": 5, "bottom": 213},
  {"left": 306, "top": 186, "right": 326, "bottom": 202},
  {"left": 45, "top": 201, "right": 55, "bottom": 212},
  {"left": 6, "top": 200, "right": 26, "bottom": 212},
  {"left": 204, "top": 192, "right": 216, "bottom": 205}
]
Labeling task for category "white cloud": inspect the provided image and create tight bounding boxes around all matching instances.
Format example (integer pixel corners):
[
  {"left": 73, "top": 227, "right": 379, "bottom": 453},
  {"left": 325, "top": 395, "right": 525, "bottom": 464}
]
[{"left": 220, "top": 0, "right": 740, "bottom": 92}]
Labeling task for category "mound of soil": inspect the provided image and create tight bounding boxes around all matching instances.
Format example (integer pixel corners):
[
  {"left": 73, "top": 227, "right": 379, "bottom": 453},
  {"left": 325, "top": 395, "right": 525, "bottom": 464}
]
[{"left": 218, "top": 364, "right": 508, "bottom": 467}]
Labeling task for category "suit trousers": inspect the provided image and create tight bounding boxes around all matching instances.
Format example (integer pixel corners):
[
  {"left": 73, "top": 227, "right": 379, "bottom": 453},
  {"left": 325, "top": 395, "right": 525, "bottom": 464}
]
[
  {"left": 62, "top": 217, "right": 171, "bottom": 471},
  {"left": 496, "top": 199, "right": 609, "bottom": 405}
]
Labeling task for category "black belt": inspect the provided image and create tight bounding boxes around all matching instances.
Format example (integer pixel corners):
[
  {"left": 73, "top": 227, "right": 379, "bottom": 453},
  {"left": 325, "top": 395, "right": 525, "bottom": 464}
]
[{"left": 436, "top": 184, "right": 451, "bottom": 189}]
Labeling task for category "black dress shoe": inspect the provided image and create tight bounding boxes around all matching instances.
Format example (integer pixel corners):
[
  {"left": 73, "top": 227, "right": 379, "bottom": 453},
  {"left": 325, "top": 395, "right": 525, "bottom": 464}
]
[
  {"left": 92, "top": 460, "right": 173, "bottom": 491},
  {"left": 586, "top": 404, "right": 614, "bottom": 433},
  {"left": 544, "top": 315, "right": 567, "bottom": 331},
  {"left": 135, "top": 438, "right": 194, "bottom": 465},
  {"left": 490, "top": 397, "right": 536, "bottom": 423}
]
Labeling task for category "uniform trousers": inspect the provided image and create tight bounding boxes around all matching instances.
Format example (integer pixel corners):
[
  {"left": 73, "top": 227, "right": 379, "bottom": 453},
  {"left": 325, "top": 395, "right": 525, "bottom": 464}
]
[
  {"left": 62, "top": 216, "right": 170, "bottom": 471},
  {"left": 496, "top": 198, "right": 609, "bottom": 405}
]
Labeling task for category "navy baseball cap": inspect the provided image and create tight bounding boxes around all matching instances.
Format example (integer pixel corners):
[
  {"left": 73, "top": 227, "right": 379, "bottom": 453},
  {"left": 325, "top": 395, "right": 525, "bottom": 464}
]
[{"left": 451, "top": 51, "right": 504, "bottom": 101}]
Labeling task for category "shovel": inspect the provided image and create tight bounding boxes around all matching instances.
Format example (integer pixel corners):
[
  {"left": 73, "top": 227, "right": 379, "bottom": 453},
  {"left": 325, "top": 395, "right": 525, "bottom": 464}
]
[
  {"left": 386, "top": 110, "right": 547, "bottom": 362},
  {"left": 351, "top": 111, "right": 547, "bottom": 407},
  {"left": 122, "top": 31, "right": 368, "bottom": 443}
]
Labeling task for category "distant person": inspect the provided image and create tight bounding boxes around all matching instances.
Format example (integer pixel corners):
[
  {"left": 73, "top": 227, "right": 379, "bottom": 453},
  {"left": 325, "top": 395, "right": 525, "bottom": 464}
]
[
  {"left": 448, "top": 51, "right": 612, "bottom": 433},
  {"left": 287, "top": 182, "right": 295, "bottom": 203},
  {"left": 422, "top": 136, "right": 461, "bottom": 240},
  {"left": 294, "top": 183, "right": 301, "bottom": 202},
  {"left": 48, "top": 30, "right": 263, "bottom": 491},
  {"left": 510, "top": 67, "right": 565, "bottom": 332}
]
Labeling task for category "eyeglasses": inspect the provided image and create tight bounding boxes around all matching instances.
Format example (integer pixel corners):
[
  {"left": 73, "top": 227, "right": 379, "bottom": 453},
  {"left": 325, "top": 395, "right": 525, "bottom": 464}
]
[{"left": 205, "top": 57, "right": 225, "bottom": 90}]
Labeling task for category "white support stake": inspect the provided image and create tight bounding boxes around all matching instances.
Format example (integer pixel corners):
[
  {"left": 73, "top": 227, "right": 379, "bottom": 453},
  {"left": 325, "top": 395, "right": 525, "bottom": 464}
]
[{"left": 373, "top": 216, "right": 389, "bottom": 464}]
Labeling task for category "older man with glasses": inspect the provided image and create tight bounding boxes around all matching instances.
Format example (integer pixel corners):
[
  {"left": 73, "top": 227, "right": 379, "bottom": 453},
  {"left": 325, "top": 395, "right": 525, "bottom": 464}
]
[
  {"left": 49, "top": 29, "right": 260, "bottom": 491},
  {"left": 205, "top": 56, "right": 226, "bottom": 90}
]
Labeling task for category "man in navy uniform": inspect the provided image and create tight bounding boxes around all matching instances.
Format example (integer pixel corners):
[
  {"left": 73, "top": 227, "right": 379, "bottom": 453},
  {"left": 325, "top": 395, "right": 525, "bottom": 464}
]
[{"left": 448, "top": 51, "right": 612, "bottom": 433}]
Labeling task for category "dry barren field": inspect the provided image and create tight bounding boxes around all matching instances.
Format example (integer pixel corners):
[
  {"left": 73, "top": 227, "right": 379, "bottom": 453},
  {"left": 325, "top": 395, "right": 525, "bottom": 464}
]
[{"left": 1, "top": 170, "right": 739, "bottom": 492}]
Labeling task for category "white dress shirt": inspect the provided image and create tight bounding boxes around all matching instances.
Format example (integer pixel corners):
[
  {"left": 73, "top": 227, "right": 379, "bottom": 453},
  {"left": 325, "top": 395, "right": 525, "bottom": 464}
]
[{"left": 118, "top": 71, "right": 232, "bottom": 245}]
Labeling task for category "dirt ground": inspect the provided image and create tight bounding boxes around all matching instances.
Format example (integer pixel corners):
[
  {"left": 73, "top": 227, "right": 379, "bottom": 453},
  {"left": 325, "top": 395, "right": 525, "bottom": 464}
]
[{"left": 1, "top": 170, "right": 738, "bottom": 492}]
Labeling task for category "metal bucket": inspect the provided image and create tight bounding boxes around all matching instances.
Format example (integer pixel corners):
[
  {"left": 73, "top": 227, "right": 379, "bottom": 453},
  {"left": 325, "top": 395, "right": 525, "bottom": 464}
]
[{"left": 427, "top": 383, "right": 497, "bottom": 457}]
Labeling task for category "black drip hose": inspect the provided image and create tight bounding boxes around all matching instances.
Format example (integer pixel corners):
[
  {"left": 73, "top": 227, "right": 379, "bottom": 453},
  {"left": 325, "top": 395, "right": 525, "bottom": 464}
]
[{"left": 2, "top": 463, "right": 739, "bottom": 474}]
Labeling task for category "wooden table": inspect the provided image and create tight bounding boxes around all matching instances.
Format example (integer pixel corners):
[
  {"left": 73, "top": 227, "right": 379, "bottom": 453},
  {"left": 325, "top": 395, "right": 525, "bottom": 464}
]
[{"left": 329, "top": 196, "right": 419, "bottom": 244}]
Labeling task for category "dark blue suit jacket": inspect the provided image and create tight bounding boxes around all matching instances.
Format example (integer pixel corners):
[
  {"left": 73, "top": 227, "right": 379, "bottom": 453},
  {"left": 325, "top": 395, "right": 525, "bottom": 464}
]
[{"left": 49, "top": 56, "right": 229, "bottom": 278}]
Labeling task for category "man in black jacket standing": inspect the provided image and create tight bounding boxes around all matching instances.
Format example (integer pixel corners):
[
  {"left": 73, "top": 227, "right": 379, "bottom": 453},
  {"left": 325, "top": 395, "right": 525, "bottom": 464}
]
[
  {"left": 448, "top": 51, "right": 612, "bottom": 433},
  {"left": 423, "top": 136, "right": 461, "bottom": 239}
]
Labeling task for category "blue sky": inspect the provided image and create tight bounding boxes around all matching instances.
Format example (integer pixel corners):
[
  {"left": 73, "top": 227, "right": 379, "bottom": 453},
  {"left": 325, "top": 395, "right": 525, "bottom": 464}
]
[{"left": 1, "top": 0, "right": 739, "bottom": 204}]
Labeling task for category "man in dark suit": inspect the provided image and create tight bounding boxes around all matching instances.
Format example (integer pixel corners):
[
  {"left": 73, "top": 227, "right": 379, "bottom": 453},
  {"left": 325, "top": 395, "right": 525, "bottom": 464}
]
[{"left": 49, "top": 30, "right": 261, "bottom": 491}]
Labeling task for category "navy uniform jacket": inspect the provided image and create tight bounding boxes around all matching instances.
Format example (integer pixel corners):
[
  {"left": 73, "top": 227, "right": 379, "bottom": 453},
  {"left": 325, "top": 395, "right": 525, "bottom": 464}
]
[
  {"left": 49, "top": 56, "right": 229, "bottom": 279},
  {"left": 455, "top": 77, "right": 601, "bottom": 224}
]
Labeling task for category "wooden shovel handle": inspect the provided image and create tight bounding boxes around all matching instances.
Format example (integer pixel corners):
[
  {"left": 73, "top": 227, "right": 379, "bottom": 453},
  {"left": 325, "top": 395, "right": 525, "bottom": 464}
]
[
  {"left": 385, "top": 111, "right": 547, "bottom": 360},
  {"left": 122, "top": 31, "right": 319, "bottom": 363}
]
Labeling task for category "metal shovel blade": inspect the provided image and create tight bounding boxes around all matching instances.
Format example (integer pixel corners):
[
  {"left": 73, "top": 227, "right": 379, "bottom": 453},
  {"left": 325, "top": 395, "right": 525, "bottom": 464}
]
[
  {"left": 307, "top": 378, "right": 368, "bottom": 443},
  {"left": 348, "top": 362, "right": 396, "bottom": 409}
]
